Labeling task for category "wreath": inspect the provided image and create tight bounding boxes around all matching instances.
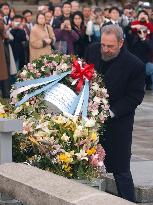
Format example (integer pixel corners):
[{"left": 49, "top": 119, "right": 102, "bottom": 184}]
[{"left": 10, "top": 54, "right": 109, "bottom": 180}]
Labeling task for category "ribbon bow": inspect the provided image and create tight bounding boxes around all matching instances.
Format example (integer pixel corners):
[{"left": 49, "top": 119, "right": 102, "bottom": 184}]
[{"left": 70, "top": 60, "right": 94, "bottom": 92}]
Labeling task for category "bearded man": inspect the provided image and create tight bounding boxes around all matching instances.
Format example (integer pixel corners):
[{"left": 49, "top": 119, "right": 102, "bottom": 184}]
[{"left": 85, "top": 25, "right": 145, "bottom": 202}]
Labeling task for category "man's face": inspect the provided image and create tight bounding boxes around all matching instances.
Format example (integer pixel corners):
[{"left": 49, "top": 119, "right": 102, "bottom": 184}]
[
  {"left": 24, "top": 12, "right": 33, "bottom": 23},
  {"left": 101, "top": 33, "right": 123, "bottom": 61},
  {"left": 1, "top": 5, "right": 10, "bottom": 16},
  {"left": 124, "top": 9, "right": 134, "bottom": 18},
  {"left": 45, "top": 11, "right": 52, "bottom": 24},
  {"left": 12, "top": 18, "right": 22, "bottom": 29},
  {"left": 71, "top": 1, "right": 80, "bottom": 13},
  {"left": 109, "top": 9, "right": 120, "bottom": 21},
  {"left": 54, "top": 7, "right": 62, "bottom": 17},
  {"left": 62, "top": 4, "right": 71, "bottom": 16},
  {"left": 83, "top": 7, "right": 91, "bottom": 19}
]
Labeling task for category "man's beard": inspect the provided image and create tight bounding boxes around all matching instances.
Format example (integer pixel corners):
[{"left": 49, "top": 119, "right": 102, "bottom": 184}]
[{"left": 101, "top": 48, "right": 120, "bottom": 62}]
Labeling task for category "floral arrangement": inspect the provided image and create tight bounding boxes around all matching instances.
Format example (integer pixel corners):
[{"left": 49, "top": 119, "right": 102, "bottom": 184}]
[{"left": 11, "top": 54, "right": 110, "bottom": 180}]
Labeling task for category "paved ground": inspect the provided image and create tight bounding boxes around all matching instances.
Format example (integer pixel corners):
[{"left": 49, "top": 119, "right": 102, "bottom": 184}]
[{"left": 132, "top": 91, "right": 153, "bottom": 161}]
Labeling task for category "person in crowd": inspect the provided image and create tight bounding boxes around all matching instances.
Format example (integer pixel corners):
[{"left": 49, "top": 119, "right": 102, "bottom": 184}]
[
  {"left": 45, "top": 10, "right": 54, "bottom": 26},
  {"left": 85, "top": 25, "right": 145, "bottom": 203},
  {"left": 54, "top": 5, "right": 62, "bottom": 18},
  {"left": 29, "top": 13, "right": 55, "bottom": 62},
  {"left": 130, "top": 25, "right": 153, "bottom": 90},
  {"left": 103, "top": 7, "right": 121, "bottom": 27},
  {"left": 131, "top": 10, "right": 153, "bottom": 34},
  {"left": 86, "top": 7, "right": 104, "bottom": 43},
  {"left": 52, "top": 2, "right": 72, "bottom": 29},
  {"left": 71, "top": 1, "right": 80, "bottom": 13},
  {"left": 0, "top": 3, "right": 11, "bottom": 26},
  {"left": 62, "top": 1, "right": 72, "bottom": 19},
  {"left": 119, "top": 4, "right": 135, "bottom": 28},
  {"left": 82, "top": 4, "right": 91, "bottom": 26},
  {"left": 0, "top": 10, "right": 10, "bottom": 98},
  {"left": 103, "top": 7, "right": 110, "bottom": 20},
  {"left": 10, "top": 15, "right": 27, "bottom": 70},
  {"left": 10, "top": 7, "right": 16, "bottom": 21},
  {"left": 22, "top": 9, "right": 34, "bottom": 37},
  {"left": 54, "top": 17, "right": 79, "bottom": 54},
  {"left": 71, "top": 11, "right": 88, "bottom": 58}
]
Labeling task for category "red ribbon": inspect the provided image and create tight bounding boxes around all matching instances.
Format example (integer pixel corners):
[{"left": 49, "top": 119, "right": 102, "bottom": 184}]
[{"left": 70, "top": 60, "right": 94, "bottom": 92}]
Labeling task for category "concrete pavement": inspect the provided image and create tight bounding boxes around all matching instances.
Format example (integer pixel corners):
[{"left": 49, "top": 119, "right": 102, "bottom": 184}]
[{"left": 132, "top": 91, "right": 153, "bottom": 161}]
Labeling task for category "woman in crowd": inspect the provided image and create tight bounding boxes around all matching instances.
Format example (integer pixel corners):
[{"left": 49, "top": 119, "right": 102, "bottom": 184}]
[
  {"left": 71, "top": 11, "right": 88, "bottom": 58},
  {"left": 54, "top": 17, "right": 79, "bottom": 54},
  {"left": 29, "top": 12, "right": 55, "bottom": 62},
  {"left": 0, "top": 11, "right": 10, "bottom": 98},
  {"left": 131, "top": 10, "right": 153, "bottom": 35}
]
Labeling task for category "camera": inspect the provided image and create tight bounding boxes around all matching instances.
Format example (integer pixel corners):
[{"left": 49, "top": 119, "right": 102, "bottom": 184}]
[{"left": 140, "top": 17, "right": 146, "bottom": 22}]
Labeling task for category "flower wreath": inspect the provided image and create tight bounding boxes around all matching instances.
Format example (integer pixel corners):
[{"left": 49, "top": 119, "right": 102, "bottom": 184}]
[{"left": 10, "top": 54, "right": 110, "bottom": 180}]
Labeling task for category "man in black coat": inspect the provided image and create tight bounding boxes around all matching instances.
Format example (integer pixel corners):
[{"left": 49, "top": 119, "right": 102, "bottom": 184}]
[{"left": 85, "top": 25, "right": 145, "bottom": 202}]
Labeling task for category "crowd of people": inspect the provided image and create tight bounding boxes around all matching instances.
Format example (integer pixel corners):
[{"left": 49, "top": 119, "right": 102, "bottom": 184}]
[{"left": 0, "top": 0, "right": 153, "bottom": 98}]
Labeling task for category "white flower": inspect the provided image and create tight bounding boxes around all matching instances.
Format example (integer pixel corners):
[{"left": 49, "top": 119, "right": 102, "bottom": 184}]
[
  {"left": 14, "top": 106, "right": 23, "bottom": 114},
  {"left": 60, "top": 63, "right": 68, "bottom": 71},
  {"left": 0, "top": 104, "right": 5, "bottom": 114},
  {"left": 73, "top": 125, "right": 83, "bottom": 139},
  {"left": 32, "top": 63, "right": 36, "bottom": 67},
  {"left": 102, "top": 98, "right": 108, "bottom": 105},
  {"left": 75, "top": 149, "right": 88, "bottom": 161},
  {"left": 20, "top": 70, "right": 27, "bottom": 77},
  {"left": 93, "top": 96, "right": 101, "bottom": 104},
  {"left": 101, "top": 88, "right": 108, "bottom": 95},
  {"left": 84, "top": 118, "right": 96, "bottom": 127},
  {"left": 92, "top": 109, "right": 99, "bottom": 116},
  {"left": 91, "top": 82, "right": 100, "bottom": 91},
  {"left": 61, "top": 133, "right": 70, "bottom": 142}
]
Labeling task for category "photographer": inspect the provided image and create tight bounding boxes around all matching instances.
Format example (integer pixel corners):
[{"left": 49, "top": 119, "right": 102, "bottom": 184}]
[
  {"left": 130, "top": 25, "right": 153, "bottom": 91},
  {"left": 10, "top": 15, "right": 27, "bottom": 70},
  {"left": 54, "top": 17, "right": 79, "bottom": 54},
  {"left": 131, "top": 10, "right": 153, "bottom": 34}
]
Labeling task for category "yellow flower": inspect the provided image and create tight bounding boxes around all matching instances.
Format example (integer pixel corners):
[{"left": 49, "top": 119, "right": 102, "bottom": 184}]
[
  {"left": 58, "top": 152, "right": 73, "bottom": 164},
  {"left": 63, "top": 164, "right": 71, "bottom": 172},
  {"left": 86, "top": 147, "right": 96, "bottom": 156},
  {"left": 28, "top": 136, "right": 40, "bottom": 146},
  {"left": 64, "top": 120, "right": 76, "bottom": 132},
  {"left": 90, "top": 132, "right": 97, "bottom": 141},
  {"left": 0, "top": 113, "right": 6, "bottom": 118},
  {"left": 52, "top": 115, "right": 67, "bottom": 124}
]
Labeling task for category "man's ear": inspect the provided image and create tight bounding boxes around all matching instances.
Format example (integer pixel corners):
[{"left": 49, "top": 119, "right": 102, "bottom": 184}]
[{"left": 119, "top": 39, "right": 124, "bottom": 49}]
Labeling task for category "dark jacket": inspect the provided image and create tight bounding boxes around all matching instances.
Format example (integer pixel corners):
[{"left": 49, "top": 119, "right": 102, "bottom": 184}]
[
  {"left": 72, "top": 25, "right": 89, "bottom": 58},
  {"left": 130, "top": 37, "right": 153, "bottom": 64},
  {"left": 10, "top": 28, "right": 27, "bottom": 69},
  {"left": 85, "top": 43, "right": 145, "bottom": 173}
]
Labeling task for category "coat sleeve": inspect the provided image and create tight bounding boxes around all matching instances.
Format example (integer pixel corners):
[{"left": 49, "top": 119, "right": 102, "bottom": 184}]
[
  {"left": 110, "top": 62, "right": 146, "bottom": 118},
  {"left": 29, "top": 28, "right": 44, "bottom": 49},
  {"left": 53, "top": 28, "right": 62, "bottom": 41},
  {"left": 47, "top": 25, "right": 56, "bottom": 43}
]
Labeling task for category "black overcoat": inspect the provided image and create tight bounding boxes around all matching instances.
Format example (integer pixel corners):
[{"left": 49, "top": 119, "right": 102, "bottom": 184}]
[{"left": 85, "top": 43, "right": 145, "bottom": 173}]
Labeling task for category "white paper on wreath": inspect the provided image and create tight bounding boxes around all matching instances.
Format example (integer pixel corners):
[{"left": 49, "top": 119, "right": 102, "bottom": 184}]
[{"left": 44, "top": 83, "right": 77, "bottom": 114}]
